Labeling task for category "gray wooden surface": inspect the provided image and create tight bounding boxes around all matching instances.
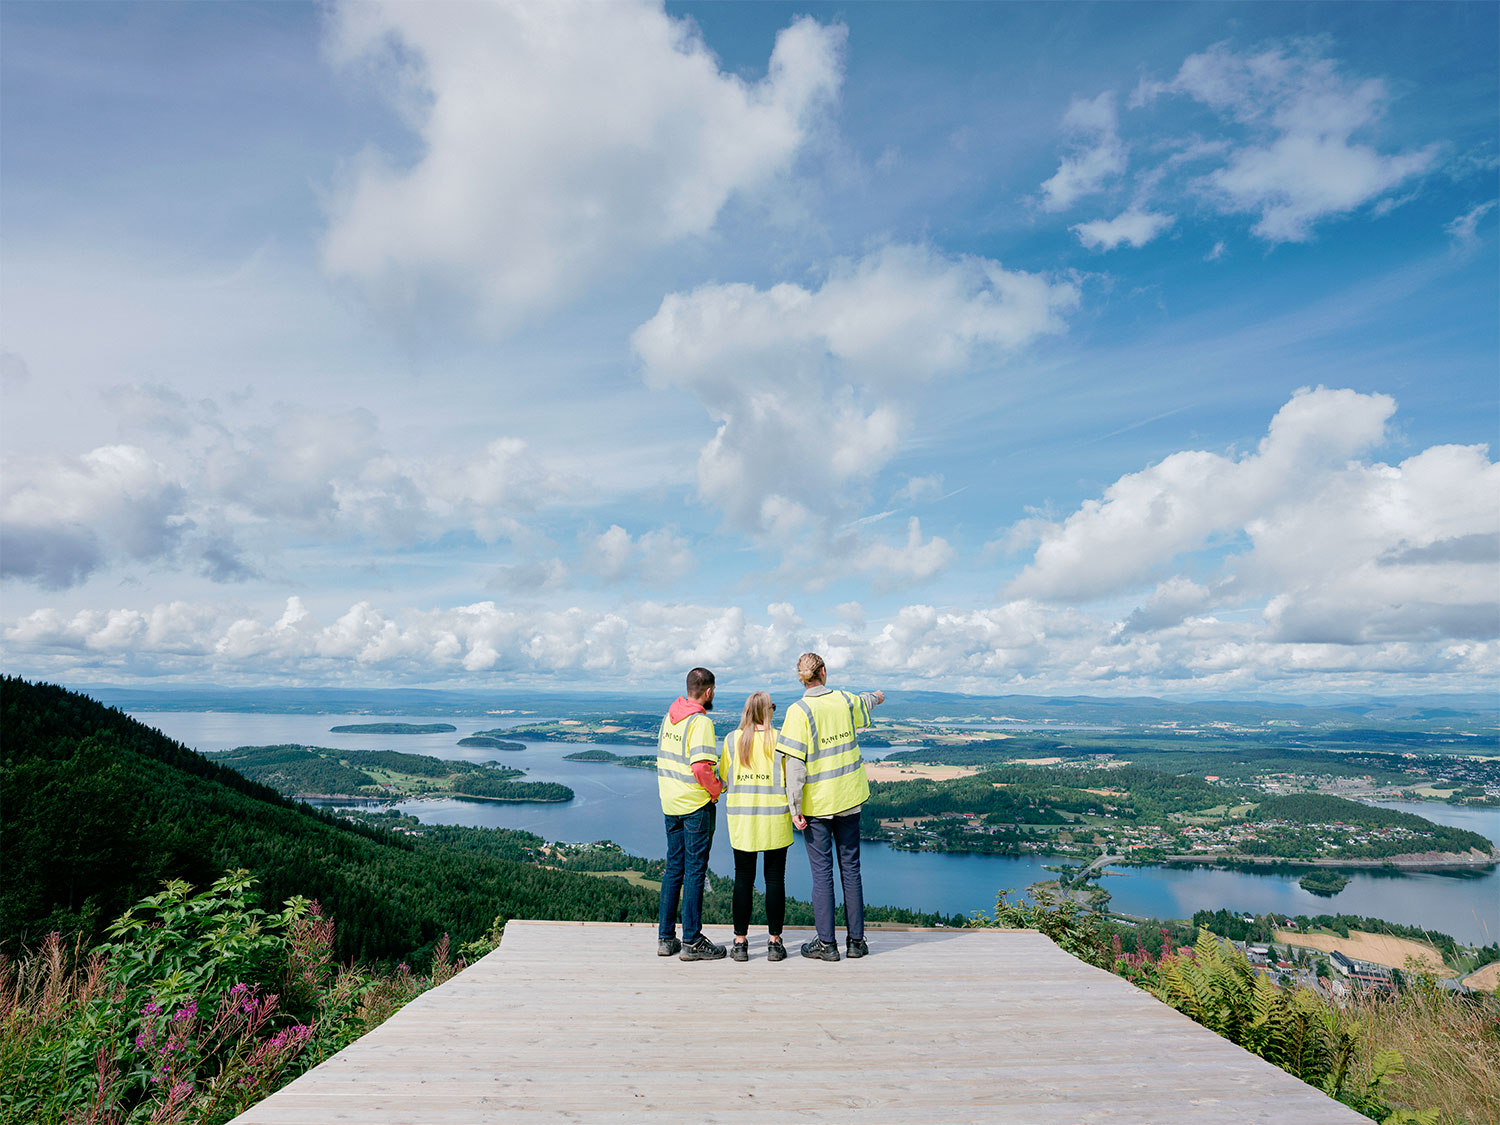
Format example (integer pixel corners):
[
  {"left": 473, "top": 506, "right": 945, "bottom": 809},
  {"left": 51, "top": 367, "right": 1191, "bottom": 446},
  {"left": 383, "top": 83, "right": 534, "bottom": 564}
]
[{"left": 232, "top": 920, "right": 1367, "bottom": 1123}]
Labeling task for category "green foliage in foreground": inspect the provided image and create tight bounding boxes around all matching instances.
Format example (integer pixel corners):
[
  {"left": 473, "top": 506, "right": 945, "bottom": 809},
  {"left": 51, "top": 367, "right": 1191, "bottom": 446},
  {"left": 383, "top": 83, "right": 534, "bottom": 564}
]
[
  {"left": 974, "top": 892, "right": 1440, "bottom": 1123},
  {"left": 0, "top": 873, "right": 493, "bottom": 1125}
]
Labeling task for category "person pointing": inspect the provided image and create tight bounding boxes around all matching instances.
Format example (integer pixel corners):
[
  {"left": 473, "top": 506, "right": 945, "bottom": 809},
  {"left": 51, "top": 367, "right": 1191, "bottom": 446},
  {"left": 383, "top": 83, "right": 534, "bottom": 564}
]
[{"left": 776, "top": 652, "right": 884, "bottom": 961}]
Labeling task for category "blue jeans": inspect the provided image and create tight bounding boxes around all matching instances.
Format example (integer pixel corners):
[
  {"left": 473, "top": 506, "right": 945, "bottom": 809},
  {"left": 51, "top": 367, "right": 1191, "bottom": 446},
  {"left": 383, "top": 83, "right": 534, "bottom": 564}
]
[
  {"left": 659, "top": 802, "right": 716, "bottom": 943},
  {"left": 804, "top": 812, "right": 864, "bottom": 943}
]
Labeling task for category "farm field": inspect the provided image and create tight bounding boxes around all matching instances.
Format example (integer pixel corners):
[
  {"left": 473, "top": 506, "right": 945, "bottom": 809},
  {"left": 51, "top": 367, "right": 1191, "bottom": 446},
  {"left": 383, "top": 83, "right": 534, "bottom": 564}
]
[{"left": 1274, "top": 929, "right": 1448, "bottom": 973}]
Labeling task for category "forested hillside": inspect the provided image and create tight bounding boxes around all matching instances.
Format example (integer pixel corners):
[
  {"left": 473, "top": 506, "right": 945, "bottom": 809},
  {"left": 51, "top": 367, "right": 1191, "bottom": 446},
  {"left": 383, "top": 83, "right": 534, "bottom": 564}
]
[{"left": 0, "top": 678, "right": 655, "bottom": 961}]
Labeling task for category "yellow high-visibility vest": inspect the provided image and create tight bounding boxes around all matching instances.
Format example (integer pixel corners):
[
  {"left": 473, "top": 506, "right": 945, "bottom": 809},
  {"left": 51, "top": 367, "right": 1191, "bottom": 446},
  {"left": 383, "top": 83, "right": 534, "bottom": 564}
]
[
  {"left": 719, "top": 727, "right": 793, "bottom": 852},
  {"left": 776, "top": 688, "right": 871, "bottom": 817},
  {"left": 657, "top": 710, "right": 717, "bottom": 815}
]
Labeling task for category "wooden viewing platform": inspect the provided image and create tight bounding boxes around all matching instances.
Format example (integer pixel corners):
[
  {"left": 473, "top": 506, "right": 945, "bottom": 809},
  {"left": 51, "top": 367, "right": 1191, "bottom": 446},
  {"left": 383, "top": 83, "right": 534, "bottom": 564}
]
[{"left": 234, "top": 920, "right": 1365, "bottom": 1123}]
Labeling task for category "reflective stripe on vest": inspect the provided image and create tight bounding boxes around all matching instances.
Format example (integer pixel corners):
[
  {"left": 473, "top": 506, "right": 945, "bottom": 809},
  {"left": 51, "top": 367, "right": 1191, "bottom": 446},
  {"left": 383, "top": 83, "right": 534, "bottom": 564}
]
[
  {"left": 657, "top": 711, "right": 716, "bottom": 816},
  {"left": 721, "top": 728, "right": 794, "bottom": 852},
  {"left": 795, "top": 690, "right": 870, "bottom": 817}
]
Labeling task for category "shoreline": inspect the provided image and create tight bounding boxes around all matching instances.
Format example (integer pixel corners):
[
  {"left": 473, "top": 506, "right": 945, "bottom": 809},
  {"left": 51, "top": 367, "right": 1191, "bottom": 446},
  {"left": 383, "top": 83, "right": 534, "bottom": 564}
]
[
  {"left": 864, "top": 837, "right": 1498, "bottom": 870},
  {"left": 296, "top": 791, "right": 572, "bottom": 805},
  {"left": 1146, "top": 847, "right": 1498, "bottom": 870}
]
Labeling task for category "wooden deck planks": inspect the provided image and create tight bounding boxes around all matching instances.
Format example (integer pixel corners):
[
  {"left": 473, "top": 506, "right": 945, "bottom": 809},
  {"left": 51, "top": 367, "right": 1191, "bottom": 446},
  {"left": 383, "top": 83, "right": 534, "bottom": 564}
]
[{"left": 231, "top": 920, "right": 1367, "bottom": 1124}]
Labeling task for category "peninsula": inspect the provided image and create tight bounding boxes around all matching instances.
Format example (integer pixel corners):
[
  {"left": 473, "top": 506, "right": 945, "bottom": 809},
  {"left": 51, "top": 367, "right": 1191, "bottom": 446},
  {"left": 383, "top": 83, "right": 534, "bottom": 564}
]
[
  {"left": 209, "top": 745, "right": 573, "bottom": 803},
  {"left": 329, "top": 722, "right": 458, "bottom": 734}
]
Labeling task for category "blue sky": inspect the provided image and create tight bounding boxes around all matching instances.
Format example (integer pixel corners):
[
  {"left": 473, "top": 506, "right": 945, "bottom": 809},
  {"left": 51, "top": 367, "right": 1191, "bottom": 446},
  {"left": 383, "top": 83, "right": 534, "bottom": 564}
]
[{"left": 1, "top": 1, "right": 1496, "bottom": 697}]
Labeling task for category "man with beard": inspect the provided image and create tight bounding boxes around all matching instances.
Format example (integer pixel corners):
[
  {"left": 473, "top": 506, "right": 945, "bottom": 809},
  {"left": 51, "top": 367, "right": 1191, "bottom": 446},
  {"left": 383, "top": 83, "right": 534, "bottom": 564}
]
[{"left": 655, "top": 666, "right": 726, "bottom": 961}]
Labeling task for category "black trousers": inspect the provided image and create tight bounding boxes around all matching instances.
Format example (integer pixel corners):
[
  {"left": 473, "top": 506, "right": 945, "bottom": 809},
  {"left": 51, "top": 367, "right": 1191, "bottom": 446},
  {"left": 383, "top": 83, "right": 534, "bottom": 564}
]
[{"left": 732, "top": 845, "right": 789, "bottom": 936}]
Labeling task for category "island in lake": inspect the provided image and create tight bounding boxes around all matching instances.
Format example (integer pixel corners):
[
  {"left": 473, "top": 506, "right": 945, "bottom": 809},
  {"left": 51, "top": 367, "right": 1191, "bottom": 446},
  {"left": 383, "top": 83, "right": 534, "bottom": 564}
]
[
  {"left": 210, "top": 744, "right": 572, "bottom": 803},
  {"left": 1298, "top": 870, "right": 1350, "bottom": 896},
  {"left": 329, "top": 722, "right": 457, "bottom": 734},
  {"left": 458, "top": 734, "right": 527, "bottom": 751},
  {"left": 563, "top": 748, "right": 656, "bottom": 770}
]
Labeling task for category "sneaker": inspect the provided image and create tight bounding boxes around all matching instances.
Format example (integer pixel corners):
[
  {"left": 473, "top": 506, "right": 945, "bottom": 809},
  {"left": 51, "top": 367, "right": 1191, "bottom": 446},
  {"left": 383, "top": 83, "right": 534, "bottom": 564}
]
[
  {"left": 800, "top": 937, "right": 840, "bottom": 962},
  {"left": 846, "top": 937, "right": 869, "bottom": 959},
  {"left": 679, "top": 935, "right": 727, "bottom": 962},
  {"left": 657, "top": 937, "right": 681, "bottom": 957},
  {"left": 766, "top": 939, "right": 787, "bottom": 962},
  {"left": 730, "top": 941, "right": 749, "bottom": 962}
]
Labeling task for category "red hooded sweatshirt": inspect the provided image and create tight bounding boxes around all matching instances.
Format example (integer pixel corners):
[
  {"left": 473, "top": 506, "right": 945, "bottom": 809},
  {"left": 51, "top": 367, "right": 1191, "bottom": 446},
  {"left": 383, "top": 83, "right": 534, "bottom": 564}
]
[{"left": 667, "top": 695, "right": 723, "bottom": 800}]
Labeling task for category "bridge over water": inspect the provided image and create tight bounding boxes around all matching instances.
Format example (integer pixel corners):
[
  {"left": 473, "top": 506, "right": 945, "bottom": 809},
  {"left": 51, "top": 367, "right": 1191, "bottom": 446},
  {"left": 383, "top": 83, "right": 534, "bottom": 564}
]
[{"left": 232, "top": 920, "right": 1363, "bottom": 1123}]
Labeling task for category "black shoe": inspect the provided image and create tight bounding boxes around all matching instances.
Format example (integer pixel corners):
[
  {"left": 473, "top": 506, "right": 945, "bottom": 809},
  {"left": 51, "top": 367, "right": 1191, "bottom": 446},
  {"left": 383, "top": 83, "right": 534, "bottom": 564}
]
[
  {"left": 730, "top": 941, "right": 749, "bottom": 962},
  {"left": 657, "top": 937, "right": 681, "bottom": 957},
  {"left": 679, "top": 935, "right": 727, "bottom": 961},
  {"left": 767, "top": 939, "right": 787, "bottom": 962},
  {"left": 846, "top": 937, "right": 869, "bottom": 959},
  {"left": 800, "top": 937, "right": 840, "bottom": 962}
]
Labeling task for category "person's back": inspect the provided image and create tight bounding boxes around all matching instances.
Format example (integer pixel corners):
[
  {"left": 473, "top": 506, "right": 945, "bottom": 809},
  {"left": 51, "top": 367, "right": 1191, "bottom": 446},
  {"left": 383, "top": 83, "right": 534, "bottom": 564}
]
[
  {"left": 654, "top": 667, "right": 726, "bottom": 962},
  {"left": 786, "top": 687, "right": 872, "bottom": 817},
  {"left": 657, "top": 707, "right": 716, "bottom": 815},
  {"left": 778, "top": 652, "right": 883, "bottom": 962},
  {"left": 722, "top": 724, "right": 793, "bottom": 852},
  {"left": 721, "top": 691, "right": 792, "bottom": 961}
]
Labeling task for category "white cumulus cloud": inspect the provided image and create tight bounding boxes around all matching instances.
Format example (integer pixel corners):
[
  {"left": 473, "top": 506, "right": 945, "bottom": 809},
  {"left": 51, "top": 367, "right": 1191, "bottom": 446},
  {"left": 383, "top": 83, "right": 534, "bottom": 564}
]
[
  {"left": 1, "top": 445, "right": 189, "bottom": 588},
  {"left": 1039, "top": 92, "right": 1126, "bottom": 213},
  {"left": 1008, "top": 387, "right": 1499, "bottom": 648},
  {"left": 322, "top": 0, "right": 845, "bottom": 325},
  {"left": 5, "top": 590, "right": 1494, "bottom": 695},
  {"left": 1139, "top": 40, "right": 1439, "bottom": 242},
  {"left": 633, "top": 243, "right": 1078, "bottom": 539},
  {"left": 1072, "top": 208, "right": 1175, "bottom": 250}
]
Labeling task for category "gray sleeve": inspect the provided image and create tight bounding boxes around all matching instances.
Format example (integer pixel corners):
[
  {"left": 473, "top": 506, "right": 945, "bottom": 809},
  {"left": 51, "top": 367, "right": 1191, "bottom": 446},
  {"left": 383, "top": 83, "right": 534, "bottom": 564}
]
[{"left": 781, "top": 751, "right": 807, "bottom": 816}]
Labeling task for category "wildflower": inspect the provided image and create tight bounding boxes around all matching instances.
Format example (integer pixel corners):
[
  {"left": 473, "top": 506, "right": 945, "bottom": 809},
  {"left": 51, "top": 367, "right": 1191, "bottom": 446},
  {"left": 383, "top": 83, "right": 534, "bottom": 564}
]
[
  {"left": 142, "top": 1000, "right": 162, "bottom": 1016},
  {"left": 172, "top": 1001, "right": 197, "bottom": 1022}
]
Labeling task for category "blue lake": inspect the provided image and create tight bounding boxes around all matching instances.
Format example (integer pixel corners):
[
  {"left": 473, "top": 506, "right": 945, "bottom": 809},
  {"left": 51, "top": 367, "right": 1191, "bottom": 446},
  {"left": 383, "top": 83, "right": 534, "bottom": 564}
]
[{"left": 133, "top": 711, "right": 1500, "bottom": 945}]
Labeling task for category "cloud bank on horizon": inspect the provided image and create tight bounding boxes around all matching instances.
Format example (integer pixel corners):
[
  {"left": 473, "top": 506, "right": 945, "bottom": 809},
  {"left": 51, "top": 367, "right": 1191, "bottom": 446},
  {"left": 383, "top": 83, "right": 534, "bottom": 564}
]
[{"left": 1, "top": 0, "right": 1496, "bottom": 697}]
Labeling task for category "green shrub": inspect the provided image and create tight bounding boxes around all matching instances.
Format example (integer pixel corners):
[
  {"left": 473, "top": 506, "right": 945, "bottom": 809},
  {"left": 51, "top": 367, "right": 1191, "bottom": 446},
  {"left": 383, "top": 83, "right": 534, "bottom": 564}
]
[{"left": 0, "top": 872, "right": 474, "bottom": 1125}]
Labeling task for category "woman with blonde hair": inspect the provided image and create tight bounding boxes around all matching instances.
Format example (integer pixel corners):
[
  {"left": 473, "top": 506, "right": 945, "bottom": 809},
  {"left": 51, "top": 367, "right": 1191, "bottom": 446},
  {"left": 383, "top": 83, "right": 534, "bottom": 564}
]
[{"left": 719, "top": 691, "right": 793, "bottom": 962}]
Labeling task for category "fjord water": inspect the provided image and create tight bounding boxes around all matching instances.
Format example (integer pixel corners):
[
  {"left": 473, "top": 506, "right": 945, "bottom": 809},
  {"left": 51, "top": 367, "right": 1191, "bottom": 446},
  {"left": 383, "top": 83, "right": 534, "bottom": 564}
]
[{"left": 134, "top": 711, "right": 1500, "bottom": 945}]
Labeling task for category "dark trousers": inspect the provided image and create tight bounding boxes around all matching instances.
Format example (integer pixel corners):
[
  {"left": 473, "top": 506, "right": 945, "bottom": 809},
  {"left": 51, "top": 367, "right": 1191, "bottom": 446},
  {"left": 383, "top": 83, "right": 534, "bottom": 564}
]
[
  {"left": 658, "top": 802, "right": 715, "bottom": 943},
  {"left": 804, "top": 812, "right": 864, "bottom": 943},
  {"left": 731, "top": 845, "right": 788, "bottom": 936}
]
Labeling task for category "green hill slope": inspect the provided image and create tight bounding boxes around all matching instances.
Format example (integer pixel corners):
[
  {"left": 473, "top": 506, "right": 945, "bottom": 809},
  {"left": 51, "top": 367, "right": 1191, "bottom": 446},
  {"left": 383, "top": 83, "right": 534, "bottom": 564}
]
[{"left": 1, "top": 677, "right": 656, "bottom": 961}]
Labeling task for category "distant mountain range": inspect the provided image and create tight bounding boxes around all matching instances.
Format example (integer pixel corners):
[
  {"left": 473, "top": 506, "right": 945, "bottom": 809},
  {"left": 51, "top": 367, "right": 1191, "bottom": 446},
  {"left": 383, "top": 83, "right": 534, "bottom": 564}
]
[{"left": 75, "top": 684, "right": 1500, "bottom": 731}]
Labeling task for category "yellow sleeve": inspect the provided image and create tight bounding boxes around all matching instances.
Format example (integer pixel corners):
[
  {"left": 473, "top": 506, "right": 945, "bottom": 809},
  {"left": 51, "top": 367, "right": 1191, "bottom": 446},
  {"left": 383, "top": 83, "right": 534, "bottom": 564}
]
[
  {"left": 718, "top": 733, "right": 733, "bottom": 783},
  {"left": 776, "top": 706, "right": 810, "bottom": 762},
  {"left": 687, "top": 716, "right": 717, "bottom": 765}
]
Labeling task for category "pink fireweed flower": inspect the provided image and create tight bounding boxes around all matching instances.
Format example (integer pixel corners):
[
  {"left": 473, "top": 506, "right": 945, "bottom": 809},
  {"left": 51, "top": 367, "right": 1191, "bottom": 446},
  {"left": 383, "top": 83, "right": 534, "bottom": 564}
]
[{"left": 172, "top": 1001, "right": 197, "bottom": 1022}]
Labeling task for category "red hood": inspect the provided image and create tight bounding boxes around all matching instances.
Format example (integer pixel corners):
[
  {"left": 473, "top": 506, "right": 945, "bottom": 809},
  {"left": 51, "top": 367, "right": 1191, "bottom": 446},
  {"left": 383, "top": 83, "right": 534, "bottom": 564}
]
[{"left": 667, "top": 695, "right": 706, "bottom": 723}]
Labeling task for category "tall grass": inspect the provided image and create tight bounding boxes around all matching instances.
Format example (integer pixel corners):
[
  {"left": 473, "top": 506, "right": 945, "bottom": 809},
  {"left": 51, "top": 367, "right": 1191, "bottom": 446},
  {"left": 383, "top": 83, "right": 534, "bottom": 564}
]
[
  {"left": 1350, "top": 969, "right": 1500, "bottom": 1125},
  {"left": 0, "top": 872, "right": 496, "bottom": 1125}
]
